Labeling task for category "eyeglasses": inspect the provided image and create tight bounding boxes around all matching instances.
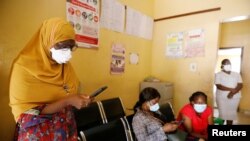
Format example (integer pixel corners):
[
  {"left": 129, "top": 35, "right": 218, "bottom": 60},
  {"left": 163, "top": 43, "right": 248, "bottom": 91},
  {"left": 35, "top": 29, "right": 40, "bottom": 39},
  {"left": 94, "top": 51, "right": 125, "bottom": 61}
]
[{"left": 53, "top": 41, "right": 78, "bottom": 51}]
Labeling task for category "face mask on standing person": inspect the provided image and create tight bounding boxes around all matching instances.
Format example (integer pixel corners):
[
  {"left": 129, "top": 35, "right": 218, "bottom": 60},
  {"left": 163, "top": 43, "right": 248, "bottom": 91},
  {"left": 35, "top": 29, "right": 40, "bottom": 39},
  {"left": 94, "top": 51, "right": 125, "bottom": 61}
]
[
  {"left": 50, "top": 48, "right": 72, "bottom": 64},
  {"left": 223, "top": 64, "right": 231, "bottom": 72}
]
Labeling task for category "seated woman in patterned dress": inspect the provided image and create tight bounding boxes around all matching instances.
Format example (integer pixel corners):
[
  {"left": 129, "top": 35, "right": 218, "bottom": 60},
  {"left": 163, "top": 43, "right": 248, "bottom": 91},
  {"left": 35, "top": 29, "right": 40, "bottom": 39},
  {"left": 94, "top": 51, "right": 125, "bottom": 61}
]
[{"left": 132, "top": 87, "right": 179, "bottom": 141}]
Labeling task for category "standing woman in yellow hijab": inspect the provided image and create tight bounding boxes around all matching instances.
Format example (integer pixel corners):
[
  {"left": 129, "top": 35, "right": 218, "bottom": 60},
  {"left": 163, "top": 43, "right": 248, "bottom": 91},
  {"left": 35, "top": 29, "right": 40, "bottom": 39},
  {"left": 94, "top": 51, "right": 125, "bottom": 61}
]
[{"left": 9, "top": 17, "right": 92, "bottom": 140}]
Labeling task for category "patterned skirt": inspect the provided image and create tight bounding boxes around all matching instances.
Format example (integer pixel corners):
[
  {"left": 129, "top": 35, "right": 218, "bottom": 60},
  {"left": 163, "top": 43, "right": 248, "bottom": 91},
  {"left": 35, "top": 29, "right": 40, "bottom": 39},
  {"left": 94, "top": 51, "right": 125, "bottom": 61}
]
[{"left": 14, "top": 105, "right": 78, "bottom": 141}]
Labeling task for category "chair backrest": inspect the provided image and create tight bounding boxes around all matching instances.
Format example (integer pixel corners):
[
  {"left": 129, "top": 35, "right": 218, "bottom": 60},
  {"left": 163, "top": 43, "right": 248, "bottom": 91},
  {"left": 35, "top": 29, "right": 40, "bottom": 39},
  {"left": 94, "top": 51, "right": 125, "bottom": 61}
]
[
  {"left": 74, "top": 102, "right": 105, "bottom": 131},
  {"left": 79, "top": 118, "right": 130, "bottom": 141},
  {"left": 124, "top": 114, "right": 137, "bottom": 141},
  {"left": 75, "top": 97, "right": 129, "bottom": 140},
  {"left": 101, "top": 97, "right": 126, "bottom": 122},
  {"left": 159, "top": 102, "right": 175, "bottom": 122}
]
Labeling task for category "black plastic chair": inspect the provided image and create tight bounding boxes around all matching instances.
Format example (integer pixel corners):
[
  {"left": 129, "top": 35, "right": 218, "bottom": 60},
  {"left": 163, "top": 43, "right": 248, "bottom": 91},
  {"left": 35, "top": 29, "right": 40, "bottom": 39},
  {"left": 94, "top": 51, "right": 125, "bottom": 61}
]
[
  {"left": 124, "top": 114, "right": 137, "bottom": 141},
  {"left": 79, "top": 118, "right": 129, "bottom": 141},
  {"left": 159, "top": 102, "right": 176, "bottom": 122},
  {"left": 74, "top": 102, "right": 105, "bottom": 131},
  {"left": 101, "top": 97, "right": 126, "bottom": 122}
]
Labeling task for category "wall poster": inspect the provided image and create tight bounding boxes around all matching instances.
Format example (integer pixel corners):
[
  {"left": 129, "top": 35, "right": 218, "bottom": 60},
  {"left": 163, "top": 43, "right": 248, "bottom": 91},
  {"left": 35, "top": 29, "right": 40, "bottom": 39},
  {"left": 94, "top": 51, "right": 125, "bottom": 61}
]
[
  {"left": 166, "top": 28, "right": 205, "bottom": 58},
  {"left": 126, "top": 7, "right": 154, "bottom": 40},
  {"left": 184, "top": 28, "right": 205, "bottom": 57},
  {"left": 66, "top": 0, "right": 100, "bottom": 48},
  {"left": 165, "top": 32, "right": 184, "bottom": 58},
  {"left": 110, "top": 43, "right": 125, "bottom": 75},
  {"left": 100, "top": 0, "right": 125, "bottom": 33}
]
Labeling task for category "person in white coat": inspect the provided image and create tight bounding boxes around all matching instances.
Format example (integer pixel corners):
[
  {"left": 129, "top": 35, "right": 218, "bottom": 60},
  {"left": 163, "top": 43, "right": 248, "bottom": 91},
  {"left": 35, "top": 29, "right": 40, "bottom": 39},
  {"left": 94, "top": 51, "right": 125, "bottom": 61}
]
[{"left": 215, "top": 59, "right": 243, "bottom": 125}]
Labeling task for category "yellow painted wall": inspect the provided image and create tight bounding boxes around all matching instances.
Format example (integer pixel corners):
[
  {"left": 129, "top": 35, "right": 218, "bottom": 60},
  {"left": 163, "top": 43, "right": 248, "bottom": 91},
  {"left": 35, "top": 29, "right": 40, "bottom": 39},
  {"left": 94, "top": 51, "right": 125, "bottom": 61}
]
[
  {"left": 1, "top": 0, "right": 250, "bottom": 140},
  {"left": 152, "top": 12, "right": 219, "bottom": 115},
  {"left": 153, "top": 0, "right": 250, "bottom": 115},
  {"left": 0, "top": 0, "right": 154, "bottom": 140},
  {"left": 220, "top": 20, "right": 250, "bottom": 112}
]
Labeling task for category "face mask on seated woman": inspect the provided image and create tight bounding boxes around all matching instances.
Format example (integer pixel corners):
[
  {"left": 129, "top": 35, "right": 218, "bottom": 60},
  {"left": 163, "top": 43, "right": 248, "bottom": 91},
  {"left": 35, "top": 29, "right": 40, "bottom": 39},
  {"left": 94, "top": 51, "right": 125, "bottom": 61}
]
[
  {"left": 148, "top": 102, "right": 160, "bottom": 112},
  {"left": 193, "top": 104, "right": 207, "bottom": 113}
]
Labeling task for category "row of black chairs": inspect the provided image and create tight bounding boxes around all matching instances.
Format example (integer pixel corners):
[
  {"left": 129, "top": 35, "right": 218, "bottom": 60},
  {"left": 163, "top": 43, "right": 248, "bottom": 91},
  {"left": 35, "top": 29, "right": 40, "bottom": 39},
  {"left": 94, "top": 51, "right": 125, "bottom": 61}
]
[
  {"left": 74, "top": 97, "right": 126, "bottom": 131},
  {"left": 74, "top": 97, "right": 175, "bottom": 141},
  {"left": 74, "top": 97, "right": 135, "bottom": 141},
  {"left": 78, "top": 116, "right": 134, "bottom": 141}
]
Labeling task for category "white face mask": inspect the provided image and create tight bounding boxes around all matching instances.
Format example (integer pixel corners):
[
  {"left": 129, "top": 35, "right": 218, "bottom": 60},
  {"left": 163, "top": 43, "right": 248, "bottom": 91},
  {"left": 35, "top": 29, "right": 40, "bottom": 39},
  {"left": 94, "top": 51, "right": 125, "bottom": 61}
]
[
  {"left": 223, "top": 64, "right": 231, "bottom": 72},
  {"left": 194, "top": 104, "right": 207, "bottom": 113},
  {"left": 148, "top": 102, "right": 160, "bottom": 112},
  {"left": 50, "top": 48, "right": 72, "bottom": 64}
]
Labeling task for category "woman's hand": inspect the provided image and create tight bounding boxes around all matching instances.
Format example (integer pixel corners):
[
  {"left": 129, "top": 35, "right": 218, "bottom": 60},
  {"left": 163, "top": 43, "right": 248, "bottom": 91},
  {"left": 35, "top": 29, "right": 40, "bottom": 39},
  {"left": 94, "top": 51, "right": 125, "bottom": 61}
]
[
  {"left": 67, "top": 94, "right": 93, "bottom": 109},
  {"left": 227, "top": 91, "right": 234, "bottom": 99},
  {"left": 41, "top": 94, "right": 94, "bottom": 114},
  {"left": 162, "top": 123, "right": 178, "bottom": 132}
]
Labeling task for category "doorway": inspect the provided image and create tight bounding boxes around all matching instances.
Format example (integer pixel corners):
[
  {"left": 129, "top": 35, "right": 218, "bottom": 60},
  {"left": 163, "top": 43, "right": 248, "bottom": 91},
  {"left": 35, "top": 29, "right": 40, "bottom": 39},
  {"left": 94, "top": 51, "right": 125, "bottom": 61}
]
[{"left": 213, "top": 47, "right": 243, "bottom": 117}]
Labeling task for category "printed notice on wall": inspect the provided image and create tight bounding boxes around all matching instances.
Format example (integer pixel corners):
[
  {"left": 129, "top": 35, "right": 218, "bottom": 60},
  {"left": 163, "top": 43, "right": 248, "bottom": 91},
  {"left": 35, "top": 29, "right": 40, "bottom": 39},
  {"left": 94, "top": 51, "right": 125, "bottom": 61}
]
[
  {"left": 66, "top": 0, "right": 100, "bottom": 48},
  {"left": 126, "top": 7, "right": 153, "bottom": 40},
  {"left": 166, "top": 28, "right": 205, "bottom": 58},
  {"left": 184, "top": 29, "right": 205, "bottom": 57},
  {"left": 165, "top": 32, "right": 184, "bottom": 58},
  {"left": 110, "top": 43, "right": 125, "bottom": 75},
  {"left": 100, "top": 0, "right": 125, "bottom": 33}
]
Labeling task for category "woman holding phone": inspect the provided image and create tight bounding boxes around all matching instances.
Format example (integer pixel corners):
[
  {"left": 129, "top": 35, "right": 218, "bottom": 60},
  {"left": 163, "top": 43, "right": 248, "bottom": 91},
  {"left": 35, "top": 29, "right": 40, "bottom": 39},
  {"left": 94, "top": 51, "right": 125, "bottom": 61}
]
[
  {"left": 132, "top": 87, "right": 180, "bottom": 141},
  {"left": 9, "top": 17, "right": 93, "bottom": 140}
]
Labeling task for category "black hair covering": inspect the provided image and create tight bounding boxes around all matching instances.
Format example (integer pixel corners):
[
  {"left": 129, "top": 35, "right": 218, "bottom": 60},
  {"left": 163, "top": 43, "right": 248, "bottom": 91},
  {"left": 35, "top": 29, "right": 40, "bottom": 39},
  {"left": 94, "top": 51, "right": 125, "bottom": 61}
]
[
  {"left": 189, "top": 91, "right": 207, "bottom": 102},
  {"left": 133, "top": 87, "right": 161, "bottom": 112}
]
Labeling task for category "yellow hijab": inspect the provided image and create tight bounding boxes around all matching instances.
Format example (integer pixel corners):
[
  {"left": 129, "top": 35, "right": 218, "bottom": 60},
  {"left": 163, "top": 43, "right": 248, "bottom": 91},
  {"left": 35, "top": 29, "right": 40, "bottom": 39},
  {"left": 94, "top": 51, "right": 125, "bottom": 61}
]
[{"left": 9, "top": 17, "right": 79, "bottom": 121}]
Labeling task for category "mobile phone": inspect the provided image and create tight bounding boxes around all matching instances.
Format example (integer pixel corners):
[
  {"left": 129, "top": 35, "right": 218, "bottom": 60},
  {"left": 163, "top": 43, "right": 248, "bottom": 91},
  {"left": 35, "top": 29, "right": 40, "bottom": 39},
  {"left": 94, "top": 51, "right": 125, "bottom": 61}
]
[
  {"left": 90, "top": 86, "right": 108, "bottom": 98},
  {"left": 177, "top": 119, "right": 184, "bottom": 126}
]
